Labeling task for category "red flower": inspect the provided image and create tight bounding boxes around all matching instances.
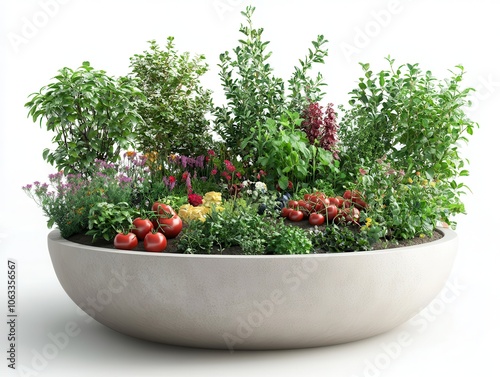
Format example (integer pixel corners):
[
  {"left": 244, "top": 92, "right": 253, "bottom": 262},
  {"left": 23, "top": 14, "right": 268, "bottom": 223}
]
[
  {"left": 208, "top": 149, "right": 216, "bottom": 157},
  {"left": 182, "top": 172, "right": 189, "bottom": 181},
  {"left": 169, "top": 175, "right": 176, "bottom": 183},
  {"left": 236, "top": 172, "right": 242, "bottom": 179},
  {"left": 287, "top": 181, "right": 293, "bottom": 189},
  {"left": 211, "top": 168, "right": 218, "bottom": 176},
  {"left": 188, "top": 194, "right": 203, "bottom": 207},
  {"left": 222, "top": 171, "right": 231, "bottom": 181}
]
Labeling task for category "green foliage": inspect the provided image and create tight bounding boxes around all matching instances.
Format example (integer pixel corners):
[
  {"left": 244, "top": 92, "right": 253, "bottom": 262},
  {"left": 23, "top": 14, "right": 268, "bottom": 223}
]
[
  {"left": 338, "top": 57, "right": 478, "bottom": 184},
  {"left": 23, "top": 157, "right": 149, "bottom": 239},
  {"left": 213, "top": 5, "right": 328, "bottom": 162},
  {"left": 242, "top": 111, "right": 339, "bottom": 191},
  {"left": 177, "top": 202, "right": 311, "bottom": 255},
  {"left": 267, "top": 224, "right": 312, "bottom": 255},
  {"left": 311, "top": 224, "right": 373, "bottom": 253},
  {"left": 87, "top": 202, "right": 138, "bottom": 242},
  {"left": 352, "top": 158, "right": 465, "bottom": 239},
  {"left": 338, "top": 57, "right": 477, "bottom": 237},
  {"left": 25, "top": 61, "right": 144, "bottom": 177},
  {"left": 130, "top": 37, "right": 214, "bottom": 176}
]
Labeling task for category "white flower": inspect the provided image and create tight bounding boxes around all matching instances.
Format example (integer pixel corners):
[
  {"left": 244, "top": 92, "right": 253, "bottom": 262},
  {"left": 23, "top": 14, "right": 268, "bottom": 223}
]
[
  {"left": 241, "top": 180, "right": 250, "bottom": 188},
  {"left": 255, "top": 182, "right": 267, "bottom": 192},
  {"left": 246, "top": 189, "right": 253, "bottom": 195}
]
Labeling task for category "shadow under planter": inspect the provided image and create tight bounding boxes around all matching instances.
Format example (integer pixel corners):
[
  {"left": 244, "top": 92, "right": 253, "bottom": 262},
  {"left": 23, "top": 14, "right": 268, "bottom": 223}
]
[{"left": 47, "top": 228, "right": 458, "bottom": 350}]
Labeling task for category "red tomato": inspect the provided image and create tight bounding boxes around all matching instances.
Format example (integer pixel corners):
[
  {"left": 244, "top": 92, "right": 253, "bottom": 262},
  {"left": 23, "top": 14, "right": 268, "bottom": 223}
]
[
  {"left": 303, "top": 202, "right": 313, "bottom": 213},
  {"left": 131, "top": 217, "right": 154, "bottom": 240},
  {"left": 314, "top": 192, "right": 326, "bottom": 201},
  {"left": 353, "top": 197, "right": 368, "bottom": 210},
  {"left": 332, "top": 196, "right": 344, "bottom": 207},
  {"left": 144, "top": 232, "right": 167, "bottom": 252},
  {"left": 343, "top": 190, "right": 352, "bottom": 200},
  {"left": 281, "top": 207, "right": 291, "bottom": 218},
  {"left": 309, "top": 213, "right": 325, "bottom": 226},
  {"left": 325, "top": 205, "right": 339, "bottom": 222},
  {"left": 303, "top": 194, "right": 312, "bottom": 201},
  {"left": 152, "top": 202, "right": 177, "bottom": 216},
  {"left": 342, "top": 207, "right": 360, "bottom": 223},
  {"left": 298, "top": 200, "right": 308, "bottom": 208},
  {"left": 288, "top": 200, "right": 299, "bottom": 209},
  {"left": 308, "top": 195, "right": 318, "bottom": 204},
  {"left": 288, "top": 210, "right": 304, "bottom": 222},
  {"left": 314, "top": 198, "right": 330, "bottom": 213},
  {"left": 158, "top": 215, "right": 183, "bottom": 239},
  {"left": 113, "top": 232, "right": 138, "bottom": 250}
]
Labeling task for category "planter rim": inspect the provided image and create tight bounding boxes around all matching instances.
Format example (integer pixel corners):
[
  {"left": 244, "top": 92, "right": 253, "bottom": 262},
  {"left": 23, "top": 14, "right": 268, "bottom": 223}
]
[{"left": 47, "top": 227, "right": 455, "bottom": 259}]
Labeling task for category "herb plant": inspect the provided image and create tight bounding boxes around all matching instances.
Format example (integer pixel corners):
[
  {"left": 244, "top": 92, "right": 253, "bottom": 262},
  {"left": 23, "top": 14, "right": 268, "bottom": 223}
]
[{"left": 87, "top": 202, "right": 138, "bottom": 242}]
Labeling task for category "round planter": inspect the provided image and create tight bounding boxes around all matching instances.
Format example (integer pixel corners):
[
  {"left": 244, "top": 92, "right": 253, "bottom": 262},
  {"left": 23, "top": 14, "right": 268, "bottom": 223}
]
[{"left": 47, "top": 227, "right": 458, "bottom": 350}]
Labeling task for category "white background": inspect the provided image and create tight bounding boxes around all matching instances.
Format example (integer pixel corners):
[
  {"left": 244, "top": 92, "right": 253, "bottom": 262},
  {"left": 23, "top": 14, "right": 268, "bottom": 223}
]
[{"left": 1, "top": 1, "right": 499, "bottom": 376}]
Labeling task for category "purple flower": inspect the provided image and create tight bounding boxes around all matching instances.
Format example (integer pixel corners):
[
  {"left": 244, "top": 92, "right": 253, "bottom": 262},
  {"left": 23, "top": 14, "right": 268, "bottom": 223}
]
[{"left": 196, "top": 155, "right": 205, "bottom": 169}]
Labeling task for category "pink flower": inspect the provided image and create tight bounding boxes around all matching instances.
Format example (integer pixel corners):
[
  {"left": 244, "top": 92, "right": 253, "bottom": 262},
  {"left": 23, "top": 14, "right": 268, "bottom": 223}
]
[
  {"left": 208, "top": 149, "right": 216, "bottom": 157},
  {"left": 359, "top": 168, "right": 367, "bottom": 176},
  {"left": 211, "top": 168, "right": 218, "bottom": 176},
  {"left": 224, "top": 160, "right": 236, "bottom": 173}
]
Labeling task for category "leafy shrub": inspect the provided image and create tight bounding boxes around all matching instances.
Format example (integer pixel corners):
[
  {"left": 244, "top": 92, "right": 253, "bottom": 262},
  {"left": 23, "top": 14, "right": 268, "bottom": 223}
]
[
  {"left": 25, "top": 61, "right": 144, "bottom": 177},
  {"left": 130, "top": 37, "right": 214, "bottom": 176},
  {"left": 338, "top": 57, "right": 478, "bottom": 237},
  {"left": 338, "top": 57, "right": 478, "bottom": 183}
]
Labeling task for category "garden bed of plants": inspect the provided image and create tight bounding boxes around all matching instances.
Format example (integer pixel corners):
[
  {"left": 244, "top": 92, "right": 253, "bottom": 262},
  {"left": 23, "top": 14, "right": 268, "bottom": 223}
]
[{"left": 24, "top": 6, "right": 476, "bottom": 255}]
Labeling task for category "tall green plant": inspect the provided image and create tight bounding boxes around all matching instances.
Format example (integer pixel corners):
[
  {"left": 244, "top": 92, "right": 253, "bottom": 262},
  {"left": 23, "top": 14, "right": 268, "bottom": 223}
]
[
  {"left": 338, "top": 57, "right": 478, "bottom": 183},
  {"left": 130, "top": 38, "right": 213, "bottom": 175},
  {"left": 338, "top": 57, "right": 478, "bottom": 235},
  {"left": 213, "top": 6, "right": 329, "bottom": 163},
  {"left": 25, "top": 61, "right": 144, "bottom": 176}
]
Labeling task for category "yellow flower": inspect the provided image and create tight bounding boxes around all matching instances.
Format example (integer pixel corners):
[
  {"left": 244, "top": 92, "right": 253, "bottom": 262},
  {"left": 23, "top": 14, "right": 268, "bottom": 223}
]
[
  {"left": 430, "top": 181, "right": 436, "bottom": 188},
  {"left": 365, "top": 217, "right": 372, "bottom": 228},
  {"left": 178, "top": 204, "right": 210, "bottom": 222},
  {"left": 407, "top": 178, "right": 413, "bottom": 184},
  {"left": 422, "top": 179, "right": 428, "bottom": 186},
  {"left": 203, "top": 191, "right": 222, "bottom": 206}
]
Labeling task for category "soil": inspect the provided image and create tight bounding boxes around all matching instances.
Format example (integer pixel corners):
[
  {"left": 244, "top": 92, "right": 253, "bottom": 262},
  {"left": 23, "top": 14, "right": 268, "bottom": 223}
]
[{"left": 67, "top": 220, "right": 443, "bottom": 255}]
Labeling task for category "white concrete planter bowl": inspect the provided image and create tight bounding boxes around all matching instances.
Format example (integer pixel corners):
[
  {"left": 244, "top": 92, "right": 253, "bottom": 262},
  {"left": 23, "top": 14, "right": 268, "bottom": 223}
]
[{"left": 48, "top": 227, "right": 458, "bottom": 350}]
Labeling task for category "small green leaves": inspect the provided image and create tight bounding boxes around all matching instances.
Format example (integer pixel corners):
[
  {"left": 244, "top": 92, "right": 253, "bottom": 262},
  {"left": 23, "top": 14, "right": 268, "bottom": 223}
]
[{"left": 25, "top": 62, "right": 143, "bottom": 177}]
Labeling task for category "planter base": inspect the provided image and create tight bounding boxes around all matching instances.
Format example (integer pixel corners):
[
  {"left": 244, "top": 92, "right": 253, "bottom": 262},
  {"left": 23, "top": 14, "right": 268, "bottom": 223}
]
[{"left": 48, "top": 228, "right": 458, "bottom": 350}]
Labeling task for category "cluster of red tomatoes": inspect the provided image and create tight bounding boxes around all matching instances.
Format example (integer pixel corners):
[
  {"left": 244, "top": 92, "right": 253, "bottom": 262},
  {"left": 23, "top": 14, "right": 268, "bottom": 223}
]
[
  {"left": 114, "top": 201, "right": 183, "bottom": 252},
  {"left": 280, "top": 190, "right": 367, "bottom": 226}
]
